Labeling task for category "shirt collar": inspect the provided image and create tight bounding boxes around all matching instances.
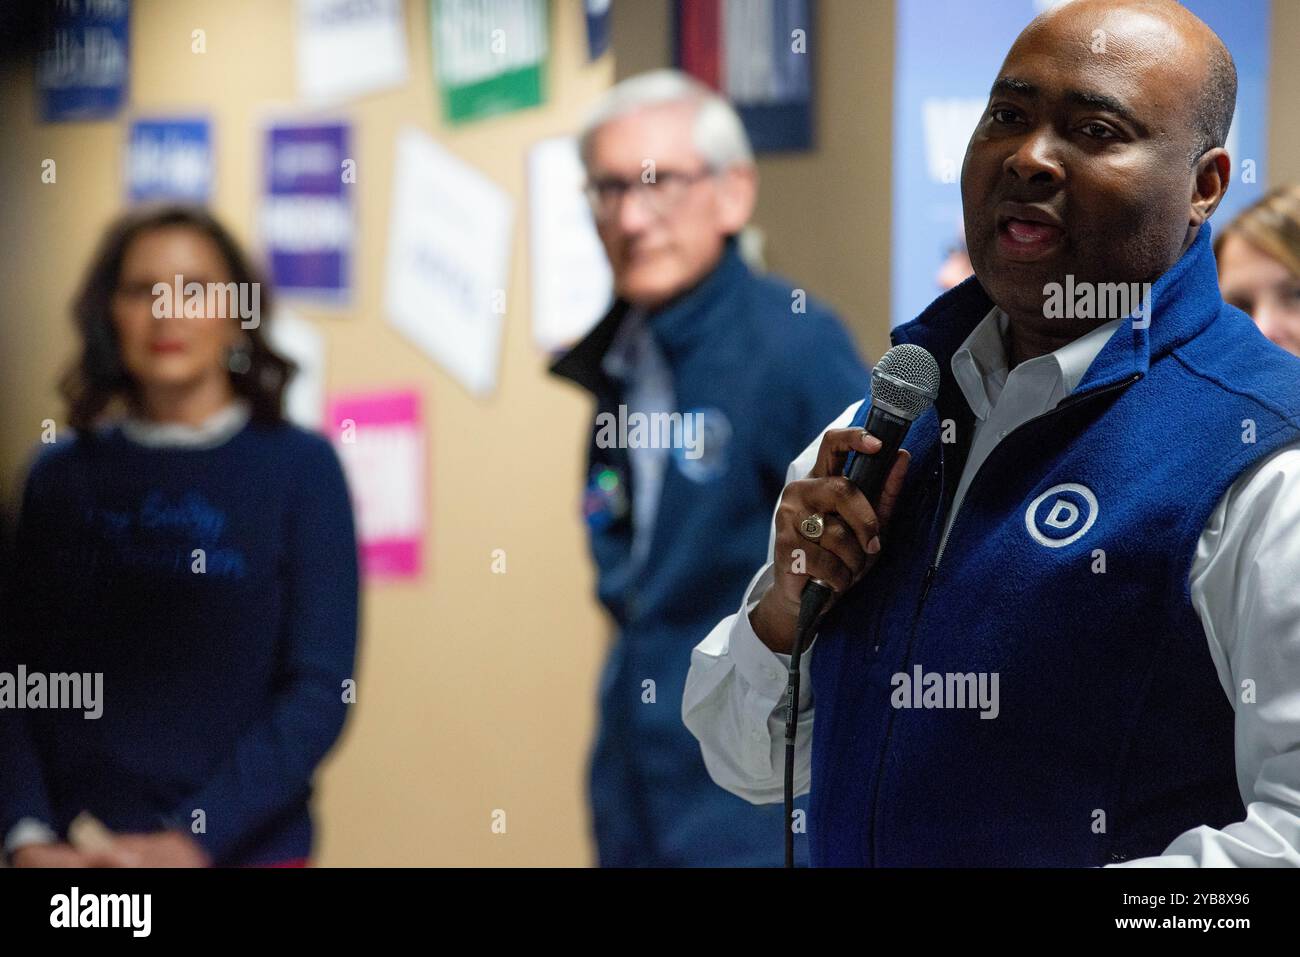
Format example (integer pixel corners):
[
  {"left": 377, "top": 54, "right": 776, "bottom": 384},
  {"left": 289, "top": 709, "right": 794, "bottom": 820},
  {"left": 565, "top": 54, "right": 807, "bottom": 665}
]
[
  {"left": 601, "top": 307, "right": 648, "bottom": 382},
  {"left": 951, "top": 307, "right": 1123, "bottom": 421},
  {"left": 645, "top": 238, "right": 748, "bottom": 361},
  {"left": 120, "top": 400, "right": 251, "bottom": 449},
  {"left": 895, "top": 225, "right": 1224, "bottom": 421},
  {"left": 950, "top": 307, "right": 1008, "bottom": 420}
]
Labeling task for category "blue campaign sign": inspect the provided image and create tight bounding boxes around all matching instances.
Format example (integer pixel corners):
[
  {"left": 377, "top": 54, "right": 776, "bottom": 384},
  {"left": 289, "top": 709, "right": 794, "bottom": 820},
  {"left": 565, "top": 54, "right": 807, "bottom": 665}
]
[
  {"left": 38, "top": 0, "right": 131, "bottom": 122},
  {"left": 891, "top": 0, "right": 1273, "bottom": 328},
  {"left": 127, "top": 118, "right": 212, "bottom": 203},
  {"left": 261, "top": 122, "right": 353, "bottom": 302}
]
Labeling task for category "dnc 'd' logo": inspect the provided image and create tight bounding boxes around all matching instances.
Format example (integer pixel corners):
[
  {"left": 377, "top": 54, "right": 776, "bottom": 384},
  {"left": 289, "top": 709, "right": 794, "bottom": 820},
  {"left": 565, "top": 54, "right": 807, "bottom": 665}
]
[{"left": 1024, "top": 483, "right": 1098, "bottom": 548}]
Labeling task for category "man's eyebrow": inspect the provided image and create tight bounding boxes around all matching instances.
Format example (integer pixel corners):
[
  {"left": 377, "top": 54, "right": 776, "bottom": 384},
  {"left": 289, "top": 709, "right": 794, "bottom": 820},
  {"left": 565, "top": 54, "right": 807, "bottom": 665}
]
[
  {"left": 989, "top": 76, "right": 1144, "bottom": 129},
  {"left": 990, "top": 76, "right": 1036, "bottom": 98},
  {"left": 1065, "top": 89, "right": 1141, "bottom": 128}
]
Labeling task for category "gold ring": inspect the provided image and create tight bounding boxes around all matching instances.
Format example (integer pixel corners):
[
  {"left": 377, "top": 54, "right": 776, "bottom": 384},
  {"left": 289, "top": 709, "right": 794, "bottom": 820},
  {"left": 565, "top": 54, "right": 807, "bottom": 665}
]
[{"left": 800, "top": 513, "right": 826, "bottom": 541}]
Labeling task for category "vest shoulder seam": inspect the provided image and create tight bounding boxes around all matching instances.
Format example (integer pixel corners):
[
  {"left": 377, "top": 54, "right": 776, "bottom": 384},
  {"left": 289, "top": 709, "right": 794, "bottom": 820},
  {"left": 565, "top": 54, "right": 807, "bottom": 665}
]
[{"left": 1168, "top": 347, "right": 1300, "bottom": 430}]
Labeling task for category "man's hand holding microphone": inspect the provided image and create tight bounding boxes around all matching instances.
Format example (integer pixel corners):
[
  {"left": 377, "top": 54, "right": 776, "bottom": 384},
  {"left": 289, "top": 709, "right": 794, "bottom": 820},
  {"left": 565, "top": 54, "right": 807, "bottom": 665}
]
[
  {"left": 749, "top": 342, "right": 941, "bottom": 655},
  {"left": 750, "top": 429, "right": 911, "bottom": 655}
]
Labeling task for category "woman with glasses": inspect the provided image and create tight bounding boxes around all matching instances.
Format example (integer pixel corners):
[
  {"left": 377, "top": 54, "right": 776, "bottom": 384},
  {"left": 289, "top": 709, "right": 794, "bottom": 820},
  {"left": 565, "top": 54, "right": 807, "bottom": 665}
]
[{"left": 1, "top": 204, "right": 359, "bottom": 868}]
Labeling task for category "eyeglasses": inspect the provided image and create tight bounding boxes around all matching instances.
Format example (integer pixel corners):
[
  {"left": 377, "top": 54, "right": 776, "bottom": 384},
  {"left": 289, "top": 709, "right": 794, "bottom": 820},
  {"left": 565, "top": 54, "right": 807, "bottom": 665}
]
[
  {"left": 583, "top": 168, "right": 715, "bottom": 222},
  {"left": 114, "top": 280, "right": 161, "bottom": 302}
]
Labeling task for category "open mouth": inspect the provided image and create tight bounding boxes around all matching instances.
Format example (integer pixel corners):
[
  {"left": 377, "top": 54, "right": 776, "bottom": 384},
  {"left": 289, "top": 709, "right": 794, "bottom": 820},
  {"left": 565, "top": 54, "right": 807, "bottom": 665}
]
[{"left": 996, "top": 216, "right": 1064, "bottom": 261}]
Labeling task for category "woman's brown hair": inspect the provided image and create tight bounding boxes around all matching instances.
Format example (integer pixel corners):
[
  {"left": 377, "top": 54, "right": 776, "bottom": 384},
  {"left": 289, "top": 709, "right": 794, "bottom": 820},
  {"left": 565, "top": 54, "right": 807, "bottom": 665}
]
[
  {"left": 60, "top": 204, "right": 294, "bottom": 431},
  {"left": 1214, "top": 184, "right": 1300, "bottom": 279}
]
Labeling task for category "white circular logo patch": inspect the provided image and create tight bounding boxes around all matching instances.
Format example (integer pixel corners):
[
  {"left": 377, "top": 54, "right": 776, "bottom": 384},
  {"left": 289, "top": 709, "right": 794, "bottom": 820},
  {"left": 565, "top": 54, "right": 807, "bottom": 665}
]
[{"left": 1024, "top": 483, "right": 1098, "bottom": 548}]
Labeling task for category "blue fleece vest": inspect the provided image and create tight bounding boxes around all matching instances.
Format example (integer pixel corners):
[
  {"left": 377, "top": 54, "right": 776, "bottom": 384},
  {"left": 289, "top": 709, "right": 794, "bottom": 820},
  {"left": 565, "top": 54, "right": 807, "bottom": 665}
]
[{"left": 810, "top": 225, "right": 1300, "bottom": 867}]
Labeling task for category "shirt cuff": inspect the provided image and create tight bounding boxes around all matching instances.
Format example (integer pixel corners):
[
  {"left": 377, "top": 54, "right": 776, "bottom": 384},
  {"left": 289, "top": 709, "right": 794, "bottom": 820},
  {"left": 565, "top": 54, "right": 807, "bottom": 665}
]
[{"left": 729, "top": 563, "right": 816, "bottom": 712}]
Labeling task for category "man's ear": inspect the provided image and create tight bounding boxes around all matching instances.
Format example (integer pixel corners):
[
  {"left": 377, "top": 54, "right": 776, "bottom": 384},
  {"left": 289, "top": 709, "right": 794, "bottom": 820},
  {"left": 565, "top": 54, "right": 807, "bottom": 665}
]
[
  {"left": 715, "top": 164, "right": 758, "bottom": 235},
  {"left": 1191, "top": 147, "right": 1231, "bottom": 226}
]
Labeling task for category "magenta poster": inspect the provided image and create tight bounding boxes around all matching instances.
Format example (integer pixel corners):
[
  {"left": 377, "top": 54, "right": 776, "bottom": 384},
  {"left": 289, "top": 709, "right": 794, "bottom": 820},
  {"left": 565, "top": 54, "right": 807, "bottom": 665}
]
[{"left": 327, "top": 389, "right": 425, "bottom": 581}]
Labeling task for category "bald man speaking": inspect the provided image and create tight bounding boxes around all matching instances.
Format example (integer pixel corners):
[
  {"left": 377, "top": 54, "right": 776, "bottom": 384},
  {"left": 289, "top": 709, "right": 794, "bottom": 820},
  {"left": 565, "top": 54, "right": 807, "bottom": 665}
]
[{"left": 685, "top": 0, "right": 1300, "bottom": 867}]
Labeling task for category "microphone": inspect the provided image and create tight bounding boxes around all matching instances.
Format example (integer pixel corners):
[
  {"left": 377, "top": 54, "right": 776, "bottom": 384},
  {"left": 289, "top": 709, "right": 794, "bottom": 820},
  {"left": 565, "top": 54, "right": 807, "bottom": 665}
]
[
  {"left": 842, "top": 343, "right": 943, "bottom": 506},
  {"left": 799, "top": 343, "right": 941, "bottom": 633},
  {"left": 782, "top": 342, "right": 940, "bottom": 868}
]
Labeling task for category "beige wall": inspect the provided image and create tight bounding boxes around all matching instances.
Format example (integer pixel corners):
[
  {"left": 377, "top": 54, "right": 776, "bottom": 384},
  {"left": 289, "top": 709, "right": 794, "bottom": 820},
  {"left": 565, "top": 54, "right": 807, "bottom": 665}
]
[
  {"left": 1269, "top": 0, "right": 1300, "bottom": 185},
  {"left": 2, "top": 0, "right": 1298, "bottom": 867}
]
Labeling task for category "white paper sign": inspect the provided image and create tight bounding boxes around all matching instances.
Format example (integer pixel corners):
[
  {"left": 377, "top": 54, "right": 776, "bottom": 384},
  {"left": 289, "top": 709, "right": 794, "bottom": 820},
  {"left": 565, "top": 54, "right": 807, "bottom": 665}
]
[
  {"left": 297, "top": 0, "right": 409, "bottom": 103},
  {"left": 528, "top": 136, "right": 613, "bottom": 352},
  {"left": 384, "top": 127, "right": 514, "bottom": 397},
  {"left": 266, "top": 310, "right": 326, "bottom": 429}
]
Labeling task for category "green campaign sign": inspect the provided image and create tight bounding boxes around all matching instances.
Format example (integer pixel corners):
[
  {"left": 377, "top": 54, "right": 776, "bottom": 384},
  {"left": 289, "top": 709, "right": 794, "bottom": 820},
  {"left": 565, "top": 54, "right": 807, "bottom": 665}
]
[{"left": 434, "top": 0, "right": 549, "bottom": 124}]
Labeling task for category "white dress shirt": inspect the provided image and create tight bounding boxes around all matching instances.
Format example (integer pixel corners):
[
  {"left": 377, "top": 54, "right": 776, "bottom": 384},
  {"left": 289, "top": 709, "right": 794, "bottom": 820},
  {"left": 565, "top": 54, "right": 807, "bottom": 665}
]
[{"left": 683, "top": 306, "right": 1300, "bottom": 867}]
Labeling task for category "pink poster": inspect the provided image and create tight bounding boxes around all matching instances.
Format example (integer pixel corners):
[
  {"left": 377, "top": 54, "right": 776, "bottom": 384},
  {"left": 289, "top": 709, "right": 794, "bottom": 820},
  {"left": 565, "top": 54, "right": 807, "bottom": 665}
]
[{"left": 327, "top": 389, "right": 425, "bottom": 581}]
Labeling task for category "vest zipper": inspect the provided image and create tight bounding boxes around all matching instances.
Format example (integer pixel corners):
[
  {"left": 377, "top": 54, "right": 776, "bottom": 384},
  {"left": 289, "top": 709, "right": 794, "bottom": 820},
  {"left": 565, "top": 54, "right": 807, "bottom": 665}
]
[
  {"left": 920, "top": 372, "right": 1142, "bottom": 597},
  {"left": 867, "top": 370, "right": 1141, "bottom": 865}
]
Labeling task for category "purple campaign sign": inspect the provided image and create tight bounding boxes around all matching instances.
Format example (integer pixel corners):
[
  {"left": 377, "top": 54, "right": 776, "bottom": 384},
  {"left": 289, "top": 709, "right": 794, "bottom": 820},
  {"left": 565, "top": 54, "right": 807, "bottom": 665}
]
[{"left": 262, "top": 122, "right": 353, "bottom": 302}]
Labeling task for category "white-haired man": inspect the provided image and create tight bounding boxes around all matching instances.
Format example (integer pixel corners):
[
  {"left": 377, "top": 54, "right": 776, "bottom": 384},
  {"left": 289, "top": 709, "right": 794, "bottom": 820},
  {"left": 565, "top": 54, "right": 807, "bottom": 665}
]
[{"left": 551, "top": 70, "right": 869, "bottom": 866}]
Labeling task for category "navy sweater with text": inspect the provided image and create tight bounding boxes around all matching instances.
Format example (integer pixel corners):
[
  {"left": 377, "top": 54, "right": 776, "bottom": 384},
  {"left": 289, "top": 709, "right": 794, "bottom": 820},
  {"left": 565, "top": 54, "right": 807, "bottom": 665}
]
[{"left": 0, "top": 420, "right": 359, "bottom": 865}]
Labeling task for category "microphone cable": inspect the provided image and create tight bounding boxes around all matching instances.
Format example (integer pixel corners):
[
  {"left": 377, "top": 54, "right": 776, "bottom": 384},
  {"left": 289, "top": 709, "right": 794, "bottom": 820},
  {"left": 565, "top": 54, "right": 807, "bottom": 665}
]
[
  {"left": 783, "top": 579, "right": 835, "bottom": 868},
  {"left": 777, "top": 342, "right": 940, "bottom": 869}
]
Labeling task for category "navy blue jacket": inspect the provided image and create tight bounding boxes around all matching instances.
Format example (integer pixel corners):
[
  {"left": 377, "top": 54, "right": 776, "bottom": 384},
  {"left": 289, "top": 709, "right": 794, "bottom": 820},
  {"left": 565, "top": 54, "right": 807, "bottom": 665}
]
[
  {"left": 552, "top": 241, "right": 869, "bottom": 864},
  {"left": 811, "top": 224, "right": 1300, "bottom": 866}
]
